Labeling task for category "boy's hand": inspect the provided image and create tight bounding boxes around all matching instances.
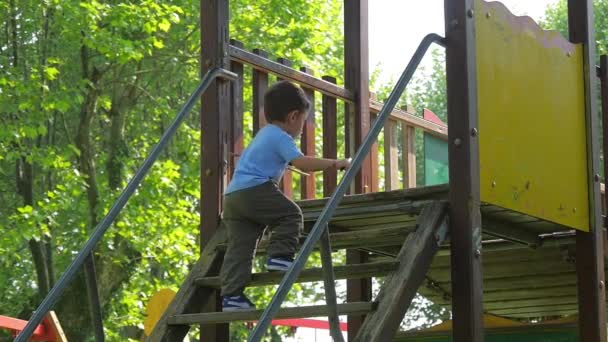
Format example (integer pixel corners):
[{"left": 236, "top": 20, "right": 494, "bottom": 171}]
[{"left": 335, "top": 158, "right": 351, "bottom": 170}]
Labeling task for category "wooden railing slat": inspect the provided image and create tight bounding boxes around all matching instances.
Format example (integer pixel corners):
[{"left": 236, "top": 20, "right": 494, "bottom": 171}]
[
  {"left": 229, "top": 39, "right": 245, "bottom": 179},
  {"left": 300, "top": 66, "right": 317, "bottom": 199},
  {"left": 277, "top": 57, "right": 294, "bottom": 198},
  {"left": 252, "top": 48, "right": 269, "bottom": 134},
  {"left": 230, "top": 45, "right": 353, "bottom": 102},
  {"left": 322, "top": 76, "right": 338, "bottom": 197},
  {"left": 384, "top": 119, "right": 400, "bottom": 191},
  {"left": 403, "top": 124, "right": 417, "bottom": 188}
]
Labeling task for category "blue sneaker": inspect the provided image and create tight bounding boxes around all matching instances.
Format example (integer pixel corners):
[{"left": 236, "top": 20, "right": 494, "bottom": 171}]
[
  {"left": 266, "top": 256, "right": 294, "bottom": 272},
  {"left": 222, "top": 294, "right": 256, "bottom": 312}
]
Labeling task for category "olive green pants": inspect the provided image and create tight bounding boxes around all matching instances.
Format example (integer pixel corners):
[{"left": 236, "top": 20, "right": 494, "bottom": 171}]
[{"left": 220, "top": 181, "right": 303, "bottom": 296}]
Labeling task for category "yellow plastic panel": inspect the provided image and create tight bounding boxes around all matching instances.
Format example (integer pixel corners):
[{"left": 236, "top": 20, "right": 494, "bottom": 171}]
[{"left": 476, "top": 0, "right": 589, "bottom": 231}]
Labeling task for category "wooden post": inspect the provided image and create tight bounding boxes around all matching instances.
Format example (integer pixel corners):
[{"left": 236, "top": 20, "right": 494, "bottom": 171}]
[
  {"left": 252, "top": 48, "right": 269, "bottom": 134},
  {"left": 444, "top": 0, "right": 484, "bottom": 341},
  {"left": 300, "top": 66, "right": 316, "bottom": 199},
  {"left": 345, "top": 1, "right": 372, "bottom": 339},
  {"left": 345, "top": 0, "right": 372, "bottom": 194},
  {"left": 403, "top": 124, "right": 417, "bottom": 188},
  {"left": 570, "top": 0, "right": 606, "bottom": 341},
  {"left": 229, "top": 39, "right": 245, "bottom": 180},
  {"left": 384, "top": 119, "right": 400, "bottom": 191},
  {"left": 201, "top": 0, "right": 230, "bottom": 340},
  {"left": 277, "top": 57, "right": 294, "bottom": 198},
  {"left": 322, "top": 76, "right": 338, "bottom": 197}
]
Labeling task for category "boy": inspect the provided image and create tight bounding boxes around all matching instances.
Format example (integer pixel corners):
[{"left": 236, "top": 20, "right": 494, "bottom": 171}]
[{"left": 220, "top": 80, "right": 351, "bottom": 311}]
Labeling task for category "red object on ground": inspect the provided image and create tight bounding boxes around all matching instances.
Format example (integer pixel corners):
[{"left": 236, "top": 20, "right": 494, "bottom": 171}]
[
  {"left": 0, "top": 314, "right": 56, "bottom": 341},
  {"left": 272, "top": 318, "right": 348, "bottom": 331}
]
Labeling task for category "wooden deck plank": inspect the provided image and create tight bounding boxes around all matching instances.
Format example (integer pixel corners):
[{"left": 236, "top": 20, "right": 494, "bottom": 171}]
[{"left": 168, "top": 302, "right": 376, "bottom": 325}]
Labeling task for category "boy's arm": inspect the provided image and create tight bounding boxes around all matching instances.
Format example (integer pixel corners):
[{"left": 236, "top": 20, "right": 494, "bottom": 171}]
[{"left": 291, "top": 156, "right": 350, "bottom": 172}]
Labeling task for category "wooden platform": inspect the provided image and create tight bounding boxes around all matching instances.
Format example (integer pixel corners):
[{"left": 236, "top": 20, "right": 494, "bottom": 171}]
[{"left": 296, "top": 184, "right": 592, "bottom": 319}]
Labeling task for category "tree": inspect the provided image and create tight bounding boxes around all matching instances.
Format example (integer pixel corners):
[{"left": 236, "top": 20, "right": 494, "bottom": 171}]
[{"left": 0, "top": 0, "right": 345, "bottom": 340}]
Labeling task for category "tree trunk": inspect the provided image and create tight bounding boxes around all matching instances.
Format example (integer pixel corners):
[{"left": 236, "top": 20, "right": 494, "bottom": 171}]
[{"left": 10, "top": 0, "right": 53, "bottom": 302}]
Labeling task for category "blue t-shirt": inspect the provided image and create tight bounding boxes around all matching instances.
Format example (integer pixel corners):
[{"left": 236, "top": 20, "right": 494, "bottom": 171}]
[{"left": 225, "top": 124, "right": 304, "bottom": 194}]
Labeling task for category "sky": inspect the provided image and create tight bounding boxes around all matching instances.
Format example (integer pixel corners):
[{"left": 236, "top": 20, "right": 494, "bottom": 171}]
[
  {"left": 287, "top": 1, "right": 559, "bottom": 341},
  {"left": 368, "top": 0, "right": 561, "bottom": 86}
]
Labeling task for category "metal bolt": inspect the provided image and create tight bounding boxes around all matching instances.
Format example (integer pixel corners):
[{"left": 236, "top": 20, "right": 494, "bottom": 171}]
[
  {"left": 595, "top": 173, "right": 601, "bottom": 182},
  {"left": 450, "top": 19, "right": 459, "bottom": 28},
  {"left": 454, "top": 138, "right": 462, "bottom": 146},
  {"left": 491, "top": 181, "right": 496, "bottom": 188},
  {"left": 471, "top": 128, "right": 478, "bottom": 137},
  {"left": 601, "top": 281, "right": 605, "bottom": 289},
  {"left": 573, "top": 207, "right": 577, "bottom": 213},
  {"left": 467, "top": 9, "right": 474, "bottom": 18},
  {"left": 474, "top": 249, "right": 481, "bottom": 258},
  {"left": 205, "top": 168, "right": 212, "bottom": 176},
  {"left": 486, "top": 12, "right": 491, "bottom": 18}
]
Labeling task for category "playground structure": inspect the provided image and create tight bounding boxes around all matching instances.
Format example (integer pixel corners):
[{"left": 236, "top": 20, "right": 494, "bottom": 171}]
[
  {"left": 13, "top": 0, "right": 608, "bottom": 341},
  {"left": 0, "top": 312, "right": 66, "bottom": 341}
]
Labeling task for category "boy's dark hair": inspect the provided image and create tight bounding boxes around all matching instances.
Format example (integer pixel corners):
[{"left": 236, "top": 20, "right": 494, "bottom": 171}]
[{"left": 264, "top": 80, "right": 310, "bottom": 122}]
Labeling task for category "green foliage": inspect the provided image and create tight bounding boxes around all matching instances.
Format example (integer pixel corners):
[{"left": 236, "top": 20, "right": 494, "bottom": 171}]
[{"left": 0, "top": 0, "right": 346, "bottom": 340}]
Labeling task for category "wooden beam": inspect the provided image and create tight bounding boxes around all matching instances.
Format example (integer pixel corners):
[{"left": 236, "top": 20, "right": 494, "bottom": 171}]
[
  {"left": 230, "top": 45, "right": 353, "bottom": 102},
  {"left": 569, "top": 0, "right": 607, "bottom": 341},
  {"left": 355, "top": 202, "right": 448, "bottom": 341},
  {"left": 482, "top": 216, "right": 541, "bottom": 247},
  {"left": 444, "top": 0, "right": 484, "bottom": 341},
  {"left": 168, "top": 302, "right": 376, "bottom": 325},
  {"left": 200, "top": 1, "right": 231, "bottom": 340},
  {"left": 345, "top": 1, "right": 373, "bottom": 339}
]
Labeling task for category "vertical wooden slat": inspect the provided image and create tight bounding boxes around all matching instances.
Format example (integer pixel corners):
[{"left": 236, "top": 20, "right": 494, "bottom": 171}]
[
  {"left": 252, "top": 48, "right": 269, "bottom": 134},
  {"left": 322, "top": 75, "right": 338, "bottom": 197},
  {"left": 570, "top": 0, "right": 606, "bottom": 341},
  {"left": 277, "top": 57, "right": 293, "bottom": 198},
  {"left": 402, "top": 124, "right": 417, "bottom": 188},
  {"left": 370, "top": 113, "right": 379, "bottom": 192},
  {"left": 444, "top": 0, "right": 484, "bottom": 341},
  {"left": 345, "top": 0, "right": 372, "bottom": 340},
  {"left": 300, "top": 66, "right": 316, "bottom": 199},
  {"left": 384, "top": 119, "right": 400, "bottom": 191},
  {"left": 229, "top": 39, "right": 245, "bottom": 180},
  {"left": 200, "top": 0, "right": 230, "bottom": 340}
]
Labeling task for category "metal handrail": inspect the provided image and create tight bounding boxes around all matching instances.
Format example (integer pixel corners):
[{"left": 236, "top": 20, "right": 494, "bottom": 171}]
[
  {"left": 15, "top": 67, "right": 237, "bottom": 341},
  {"left": 248, "top": 33, "right": 446, "bottom": 341}
]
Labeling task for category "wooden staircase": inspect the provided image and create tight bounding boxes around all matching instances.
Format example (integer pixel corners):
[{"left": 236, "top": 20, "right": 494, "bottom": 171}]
[{"left": 148, "top": 200, "right": 449, "bottom": 341}]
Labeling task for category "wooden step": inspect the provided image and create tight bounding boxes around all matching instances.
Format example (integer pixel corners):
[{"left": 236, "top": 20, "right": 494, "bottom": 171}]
[
  {"left": 216, "top": 226, "right": 414, "bottom": 253},
  {"left": 195, "top": 261, "right": 400, "bottom": 288},
  {"left": 168, "top": 302, "right": 376, "bottom": 325}
]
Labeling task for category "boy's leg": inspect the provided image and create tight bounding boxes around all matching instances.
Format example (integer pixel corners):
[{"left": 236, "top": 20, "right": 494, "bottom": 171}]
[
  {"left": 241, "top": 182, "right": 303, "bottom": 259},
  {"left": 220, "top": 207, "right": 265, "bottom": 297}
]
